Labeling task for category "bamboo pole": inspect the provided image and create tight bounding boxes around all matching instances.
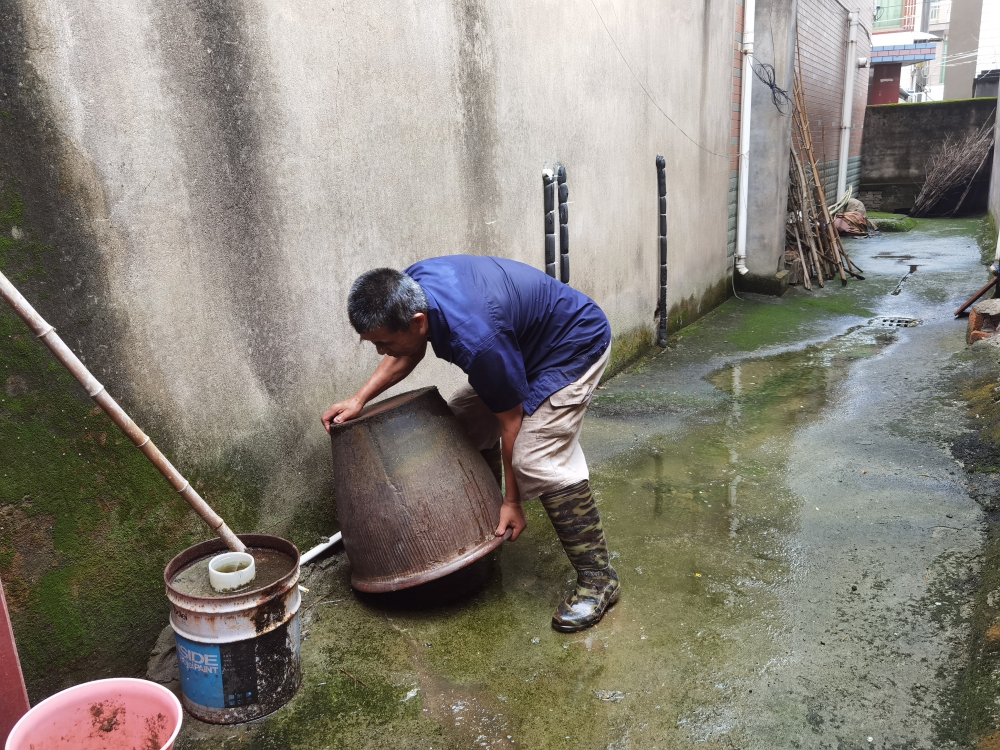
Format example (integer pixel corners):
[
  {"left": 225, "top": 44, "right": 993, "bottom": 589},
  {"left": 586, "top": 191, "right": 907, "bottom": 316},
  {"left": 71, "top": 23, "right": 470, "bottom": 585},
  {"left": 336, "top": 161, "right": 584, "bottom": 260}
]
[
  {"left": 949, "top": 144, "right": 991, "bottom": 217},
  {"left": 790, "top": 144, "right": 825, "bottom": 287},
  {"left": 793, "top": 77, "right": 848, "bottom": 286},
  {"left": 0, "top": 270, "right": 246, "bottom": 553},
  {"left": 792, "top": 222, "right": 812, "bottom": 291}
]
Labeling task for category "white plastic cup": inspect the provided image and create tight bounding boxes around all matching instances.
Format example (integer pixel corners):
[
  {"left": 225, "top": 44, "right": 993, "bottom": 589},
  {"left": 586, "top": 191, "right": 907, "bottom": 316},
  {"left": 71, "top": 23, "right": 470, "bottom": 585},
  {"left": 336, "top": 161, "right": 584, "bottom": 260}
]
[{"left": 208, "top": 551, "right": 256, "bottom": 592}]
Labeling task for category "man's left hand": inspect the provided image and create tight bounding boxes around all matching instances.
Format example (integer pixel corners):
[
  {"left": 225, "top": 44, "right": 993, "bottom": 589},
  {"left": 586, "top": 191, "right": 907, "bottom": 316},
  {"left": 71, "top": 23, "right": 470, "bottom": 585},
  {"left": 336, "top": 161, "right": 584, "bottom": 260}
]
[{"left": 495, "top": 498, "right": 526, "bottom": 541}]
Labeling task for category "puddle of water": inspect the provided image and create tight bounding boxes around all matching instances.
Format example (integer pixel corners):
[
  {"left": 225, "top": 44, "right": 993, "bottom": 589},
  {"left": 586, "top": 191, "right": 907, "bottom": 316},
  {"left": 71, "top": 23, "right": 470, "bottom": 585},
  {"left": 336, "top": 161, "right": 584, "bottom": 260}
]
[{"left": 390, "top": 327, "right": 895, "bottom": 748}]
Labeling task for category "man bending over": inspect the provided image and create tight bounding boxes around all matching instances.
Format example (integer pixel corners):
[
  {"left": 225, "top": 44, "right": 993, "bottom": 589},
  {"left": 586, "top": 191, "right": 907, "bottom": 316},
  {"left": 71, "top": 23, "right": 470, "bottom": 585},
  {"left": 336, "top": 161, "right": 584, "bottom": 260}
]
[{"left": 321, "top": 255, "right": 618, "bottom": 632}]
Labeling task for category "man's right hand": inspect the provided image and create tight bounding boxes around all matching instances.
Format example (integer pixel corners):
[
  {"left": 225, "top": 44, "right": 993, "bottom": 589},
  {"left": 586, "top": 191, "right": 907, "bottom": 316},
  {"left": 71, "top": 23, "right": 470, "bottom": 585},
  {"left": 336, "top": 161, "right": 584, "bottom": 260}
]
[{"left": 321, "top": 396, "right": 365, "bottom": 432}]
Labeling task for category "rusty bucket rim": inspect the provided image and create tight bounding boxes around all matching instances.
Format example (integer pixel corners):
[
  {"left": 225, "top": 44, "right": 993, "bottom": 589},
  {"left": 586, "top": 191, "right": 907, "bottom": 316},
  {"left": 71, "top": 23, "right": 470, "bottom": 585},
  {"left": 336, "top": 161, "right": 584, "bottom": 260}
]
[
  {"left": 327, "top": 385, "right": 439, "bottom": 433},
  {"left": 164, "top": 533, "right": 300, "bottom": 604},
  {"left": 351, "top": 532, "right": 504, "bottom": 593}
]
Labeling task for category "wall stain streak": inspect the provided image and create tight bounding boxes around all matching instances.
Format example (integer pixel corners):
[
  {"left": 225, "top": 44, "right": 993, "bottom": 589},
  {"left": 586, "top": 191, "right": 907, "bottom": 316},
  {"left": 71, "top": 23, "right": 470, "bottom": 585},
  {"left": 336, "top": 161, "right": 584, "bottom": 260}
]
[
  {"left": 0, "top": 0, "right": 123, "bottom": 388},
  {"left": 452, "top": 0, "right": 503, "bottom": 256},
  {"left": 154, "top": 0, "right": 293, "bottom": 399}
]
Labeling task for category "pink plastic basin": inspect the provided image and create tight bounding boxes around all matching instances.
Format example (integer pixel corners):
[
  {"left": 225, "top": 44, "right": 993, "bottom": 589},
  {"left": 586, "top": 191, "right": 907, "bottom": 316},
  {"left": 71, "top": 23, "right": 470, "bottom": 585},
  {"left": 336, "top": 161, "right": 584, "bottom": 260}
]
[{"left": 5, "top": 677, "right": 182, "bottom": 750}]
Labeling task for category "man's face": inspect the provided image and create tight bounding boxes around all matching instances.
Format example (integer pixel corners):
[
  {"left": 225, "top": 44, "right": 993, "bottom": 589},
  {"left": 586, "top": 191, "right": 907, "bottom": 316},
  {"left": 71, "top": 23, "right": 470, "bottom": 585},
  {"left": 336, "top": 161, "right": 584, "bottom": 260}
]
[{"left": 360, "top": 312, "right": 429, "bottom": 357}]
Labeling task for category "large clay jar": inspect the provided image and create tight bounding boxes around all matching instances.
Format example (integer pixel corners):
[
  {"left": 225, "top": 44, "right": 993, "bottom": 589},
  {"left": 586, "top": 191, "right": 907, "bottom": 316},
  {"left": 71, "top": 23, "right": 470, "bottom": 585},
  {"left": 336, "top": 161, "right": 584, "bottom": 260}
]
[{"left": 328, "top": 386, "right": 504, "bottom": 592}]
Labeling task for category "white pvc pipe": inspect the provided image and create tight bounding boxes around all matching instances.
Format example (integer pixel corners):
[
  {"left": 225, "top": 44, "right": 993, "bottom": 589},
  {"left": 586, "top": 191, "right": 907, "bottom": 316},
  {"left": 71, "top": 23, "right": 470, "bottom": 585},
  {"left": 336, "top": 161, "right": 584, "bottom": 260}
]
[
  {"left": 836, "top": 11, "right": 860, "bottom": 200},
  {"left": 734, "top": 0, "right": 756, "bottom": 276},
  {"left": 300, "top": 532, "right": 343, "bottom": 565}
]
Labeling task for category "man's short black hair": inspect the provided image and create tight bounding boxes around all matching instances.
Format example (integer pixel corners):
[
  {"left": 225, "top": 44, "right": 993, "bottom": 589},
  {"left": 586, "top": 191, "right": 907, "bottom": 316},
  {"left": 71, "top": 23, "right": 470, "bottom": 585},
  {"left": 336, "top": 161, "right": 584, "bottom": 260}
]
[{"left": 347, "top": 268, "right": 428, "bottom": 333}]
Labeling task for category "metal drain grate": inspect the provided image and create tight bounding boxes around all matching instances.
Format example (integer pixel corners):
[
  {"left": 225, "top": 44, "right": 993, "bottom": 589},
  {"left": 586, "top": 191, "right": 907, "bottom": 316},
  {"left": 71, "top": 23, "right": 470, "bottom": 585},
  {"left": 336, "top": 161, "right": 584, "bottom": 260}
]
[{"left": 870, "top": 316, "right": 920, "bottom": 328}]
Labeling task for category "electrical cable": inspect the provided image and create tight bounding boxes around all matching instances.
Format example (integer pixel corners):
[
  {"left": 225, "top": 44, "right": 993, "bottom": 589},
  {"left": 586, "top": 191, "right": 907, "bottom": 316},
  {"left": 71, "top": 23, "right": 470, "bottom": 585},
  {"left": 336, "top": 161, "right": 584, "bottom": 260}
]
[
  {"left": 587, "top": 0, "right": 727, "bottom": 159},
  {"left": 751, "top": 59, "right": 793, "bottom": 114}
]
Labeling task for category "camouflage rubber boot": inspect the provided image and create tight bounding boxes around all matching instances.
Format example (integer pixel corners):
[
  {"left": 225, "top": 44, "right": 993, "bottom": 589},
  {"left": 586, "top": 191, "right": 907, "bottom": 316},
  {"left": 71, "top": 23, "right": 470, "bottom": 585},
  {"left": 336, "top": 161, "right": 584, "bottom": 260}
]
[
  {"left": 481, "top": 440, "right": 503, "bottom": 490},
  {"left": 540, "top": 479, "right": 620, "bottom": 632}
]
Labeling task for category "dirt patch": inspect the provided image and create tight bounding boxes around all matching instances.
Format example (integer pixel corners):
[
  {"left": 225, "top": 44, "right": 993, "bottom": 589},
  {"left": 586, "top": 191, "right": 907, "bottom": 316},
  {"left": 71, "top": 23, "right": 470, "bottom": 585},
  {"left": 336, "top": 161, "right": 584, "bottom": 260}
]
[
  {"left": 144, "top": 711, "right": 167, "bottom": 750},
  {"left": 984, "top": 622, "right": 1000, "bottom": 642},
  {"left": 4, "top": 374, "right": 28, "bottom": 396},
  {"left": 89, "top": 700, "right": 124, "bottom": 733},
  {"left": 0, "top": 506, "right": 55, "bottom": 606}
]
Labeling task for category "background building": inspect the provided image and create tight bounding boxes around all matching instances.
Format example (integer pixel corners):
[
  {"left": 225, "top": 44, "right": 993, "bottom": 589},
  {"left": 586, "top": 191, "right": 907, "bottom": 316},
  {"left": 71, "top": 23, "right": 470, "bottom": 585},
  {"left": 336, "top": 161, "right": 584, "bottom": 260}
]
[{"left": 944, "top": 0, "right": 985, "bottom": 99}]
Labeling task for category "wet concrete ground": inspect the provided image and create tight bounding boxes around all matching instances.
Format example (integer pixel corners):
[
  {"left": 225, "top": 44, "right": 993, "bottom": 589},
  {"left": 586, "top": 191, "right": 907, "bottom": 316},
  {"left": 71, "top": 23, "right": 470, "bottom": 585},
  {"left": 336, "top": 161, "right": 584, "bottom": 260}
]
[{"left": 176, "top": 218, "right": 999, "bottom": 749}]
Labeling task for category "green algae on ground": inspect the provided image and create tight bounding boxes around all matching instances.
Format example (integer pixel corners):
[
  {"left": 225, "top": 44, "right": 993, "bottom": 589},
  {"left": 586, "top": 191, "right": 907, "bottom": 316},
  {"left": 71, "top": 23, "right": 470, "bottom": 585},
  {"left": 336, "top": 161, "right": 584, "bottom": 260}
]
[
  {"left": 237, "top": 610, "right": 438, "bottom": 750},
  {"left": 677, "top": 290, "right": 873, "bottom": 354},
  {"left": 931, "top": 363, "right": 1000, "bottom": 748},
  {"left": 974, "top": 213, "right": 996, "bottom": 266},
  {"left": 179, "top": 324, "right": 891, "bottom": 750},
  {"left": 963, "top": 375, "right": 1000, "bottom": 459},
  {"left": 589, "top": 388, "right": 720, "bottom": 417},
  {"left": 930, "top": 542, "right": 996, "bottom": 748}
]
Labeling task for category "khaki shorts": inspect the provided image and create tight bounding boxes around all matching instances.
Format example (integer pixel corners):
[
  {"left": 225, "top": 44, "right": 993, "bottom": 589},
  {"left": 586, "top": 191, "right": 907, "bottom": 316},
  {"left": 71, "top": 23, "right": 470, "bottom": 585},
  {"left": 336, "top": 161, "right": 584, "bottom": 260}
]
[{"left": 447, "top": 347, "right": 610, "bottom": 499}]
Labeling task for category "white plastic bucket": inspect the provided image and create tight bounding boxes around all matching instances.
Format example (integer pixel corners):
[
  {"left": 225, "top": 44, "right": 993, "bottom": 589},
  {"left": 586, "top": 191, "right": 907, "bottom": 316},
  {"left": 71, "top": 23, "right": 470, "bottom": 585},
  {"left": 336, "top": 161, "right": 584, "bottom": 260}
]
[{"left": 5, "top": 677, "right": 182, "bottom": 750}]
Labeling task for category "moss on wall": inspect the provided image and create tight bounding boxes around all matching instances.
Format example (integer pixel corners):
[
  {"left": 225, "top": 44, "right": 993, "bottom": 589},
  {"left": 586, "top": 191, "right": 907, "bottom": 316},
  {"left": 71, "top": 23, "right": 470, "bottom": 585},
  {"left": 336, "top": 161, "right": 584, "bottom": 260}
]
[
  {"left": 976, "top": 213, "right": 997, "bottom": 266},
  {"left": 665, "top": 278, "right": 730, "bottom": 336},
  {"left": 601, "top": 325, "right": 654, "bottom": 384},
  {"left": 601, "top": 278, "right": 732, "bottom": 384},
  {"left": 0, "top": 174, "right": 265, "bottom": 700}
]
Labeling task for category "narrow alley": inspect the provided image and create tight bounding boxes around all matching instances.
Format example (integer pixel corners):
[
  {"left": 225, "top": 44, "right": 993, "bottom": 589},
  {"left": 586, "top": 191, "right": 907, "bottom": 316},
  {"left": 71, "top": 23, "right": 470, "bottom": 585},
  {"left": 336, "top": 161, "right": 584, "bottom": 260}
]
[{"left": 174, "top": 220, "right": 1000, "bottom": 749}]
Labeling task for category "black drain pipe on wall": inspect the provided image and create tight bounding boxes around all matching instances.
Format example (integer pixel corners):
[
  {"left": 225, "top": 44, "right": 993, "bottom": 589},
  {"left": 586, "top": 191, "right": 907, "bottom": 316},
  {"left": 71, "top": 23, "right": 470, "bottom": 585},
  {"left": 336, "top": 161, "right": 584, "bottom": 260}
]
[
  {"left": 543, "top": 169, "right": 557, "bottom": 278},
  {"left": 557, "top": 166, "right": 569, "bottom": 283},
  {"left": 656, "top": 155, "right": 668, "bottom": 347}
]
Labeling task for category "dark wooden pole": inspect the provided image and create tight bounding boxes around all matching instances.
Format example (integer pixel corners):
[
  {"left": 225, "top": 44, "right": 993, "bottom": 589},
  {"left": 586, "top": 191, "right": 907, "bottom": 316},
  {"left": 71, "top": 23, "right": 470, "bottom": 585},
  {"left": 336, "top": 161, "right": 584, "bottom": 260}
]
[{"left": 656, "top": 155, "right": 668, "bottom": 347}]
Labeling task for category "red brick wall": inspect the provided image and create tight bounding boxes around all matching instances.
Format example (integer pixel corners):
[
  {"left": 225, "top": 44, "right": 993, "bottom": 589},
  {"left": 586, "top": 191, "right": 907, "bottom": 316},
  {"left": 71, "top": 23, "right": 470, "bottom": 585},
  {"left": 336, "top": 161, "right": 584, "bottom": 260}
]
[{"left": 796, "top": 0, "right": 874, "bottom": 197}]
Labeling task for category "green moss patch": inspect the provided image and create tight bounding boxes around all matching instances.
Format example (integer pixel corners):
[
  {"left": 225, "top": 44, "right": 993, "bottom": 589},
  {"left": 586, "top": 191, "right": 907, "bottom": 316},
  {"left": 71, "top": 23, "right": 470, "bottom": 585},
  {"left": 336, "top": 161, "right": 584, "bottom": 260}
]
[
  {"left": 938, "top": 371, "right": 1000, "bottom": 746},
  {"left": 963, "top": 376, "right": 1000, "bottom": 456},
  {"left": 686, "top": 292, "right": 872, "bottom": 353},
  {"left": 0, "top": 173, "right": 263, "bottom": 700},
  {"left": 601, "top": 325, "right": 654, "bottom": 385},
  {"left": 869, "top": 213, "right": 916, "bottom": 232},
  {"left": 666, "top": 277, "right": 730, "bottom": 335}
]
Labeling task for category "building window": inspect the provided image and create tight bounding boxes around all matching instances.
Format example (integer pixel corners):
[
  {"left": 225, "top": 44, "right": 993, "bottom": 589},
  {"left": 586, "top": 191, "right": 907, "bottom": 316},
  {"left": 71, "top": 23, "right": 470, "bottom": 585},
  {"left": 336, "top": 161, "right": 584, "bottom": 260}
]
[
  {"left": 874, "top": 0, "right": 904, "bottom": 29},
  {"left": 929, "top": 0, "right": 951, "bottom": 24}
]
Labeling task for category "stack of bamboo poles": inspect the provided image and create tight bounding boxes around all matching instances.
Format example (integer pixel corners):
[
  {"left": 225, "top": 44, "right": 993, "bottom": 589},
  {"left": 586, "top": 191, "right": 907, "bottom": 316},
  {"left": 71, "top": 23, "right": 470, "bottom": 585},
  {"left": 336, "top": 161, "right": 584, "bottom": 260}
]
[
  {"left": 784, "top": 68, "right": 864, "bottom": 289},
  {"left": 911, "top": 113, "right": 996, "bottom": 217}
]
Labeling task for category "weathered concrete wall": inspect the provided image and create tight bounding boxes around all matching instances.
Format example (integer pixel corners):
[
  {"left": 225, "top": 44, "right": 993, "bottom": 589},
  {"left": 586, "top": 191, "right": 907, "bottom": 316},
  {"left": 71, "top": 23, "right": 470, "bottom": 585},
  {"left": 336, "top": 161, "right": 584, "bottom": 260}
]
[
  {"left": 860, "top": 98, "right": 997, "bottom": 213},
  {"left": 738, "top": 0, "right": 872, "bottom": 293},
  {"left": 743, "top": 0, "right": 797, "bottom": 281},
  {"left": 943, "top": 0, "right": 984, "bottom": 100},
  {"left": 990, "top": 112, "right": 1000, "bottom": 230},
  {"left": 0, "top": 0, "right": 737, "bottom": 695}
]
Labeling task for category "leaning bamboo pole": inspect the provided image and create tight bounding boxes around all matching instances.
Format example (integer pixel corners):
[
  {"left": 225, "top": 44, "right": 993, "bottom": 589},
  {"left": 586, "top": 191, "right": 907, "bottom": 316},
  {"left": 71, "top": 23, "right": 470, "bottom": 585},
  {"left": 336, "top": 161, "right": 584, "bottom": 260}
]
[
  {"left": 791, "top": 222, "right": 812, "bottom": 291},
  {"left": 790, "top": 146, "right": 826, "bottom": 287},
  {"left": 0, "top": 270, "right": 246, "bottom": 553},
  {"left": 792, "top": 76, "right": 848, "bottom": 285}
]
